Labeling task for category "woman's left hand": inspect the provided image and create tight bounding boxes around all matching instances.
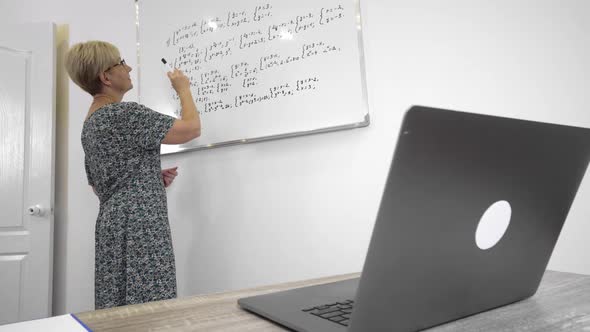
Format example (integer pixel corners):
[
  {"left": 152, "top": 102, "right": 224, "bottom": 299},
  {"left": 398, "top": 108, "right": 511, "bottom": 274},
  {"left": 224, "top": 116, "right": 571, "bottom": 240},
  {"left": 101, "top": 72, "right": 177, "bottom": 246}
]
[{"left": 162, "top": 167, "right": 179, "bottom": 188}]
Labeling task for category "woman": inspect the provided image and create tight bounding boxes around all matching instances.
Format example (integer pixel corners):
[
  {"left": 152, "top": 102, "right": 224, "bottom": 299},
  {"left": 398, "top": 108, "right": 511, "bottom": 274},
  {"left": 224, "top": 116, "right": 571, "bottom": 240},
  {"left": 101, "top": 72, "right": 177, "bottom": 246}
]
[{"left": 65, "top": 41, "right": 201, "bottom": 309}]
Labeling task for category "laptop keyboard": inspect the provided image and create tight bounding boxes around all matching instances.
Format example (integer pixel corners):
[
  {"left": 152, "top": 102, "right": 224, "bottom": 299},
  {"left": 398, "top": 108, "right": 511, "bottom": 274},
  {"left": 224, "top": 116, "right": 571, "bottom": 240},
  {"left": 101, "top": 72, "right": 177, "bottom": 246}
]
[{"left": 302, "top": 299, "right": 354, "bottom": 327}]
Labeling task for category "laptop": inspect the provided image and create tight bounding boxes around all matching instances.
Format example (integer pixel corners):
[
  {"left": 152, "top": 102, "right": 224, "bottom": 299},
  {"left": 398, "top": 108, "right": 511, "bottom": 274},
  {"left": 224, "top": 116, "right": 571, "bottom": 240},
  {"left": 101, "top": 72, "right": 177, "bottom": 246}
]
[{"left": 238, "top": 106, "right": 590, "bottom": 332}]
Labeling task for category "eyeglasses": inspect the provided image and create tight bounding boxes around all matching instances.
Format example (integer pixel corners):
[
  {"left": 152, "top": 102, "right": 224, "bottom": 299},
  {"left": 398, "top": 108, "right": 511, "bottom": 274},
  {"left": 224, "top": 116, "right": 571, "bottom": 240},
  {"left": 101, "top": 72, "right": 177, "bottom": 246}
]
[{"left": 104, "top": 59, "right": 126, "bottom": 72}]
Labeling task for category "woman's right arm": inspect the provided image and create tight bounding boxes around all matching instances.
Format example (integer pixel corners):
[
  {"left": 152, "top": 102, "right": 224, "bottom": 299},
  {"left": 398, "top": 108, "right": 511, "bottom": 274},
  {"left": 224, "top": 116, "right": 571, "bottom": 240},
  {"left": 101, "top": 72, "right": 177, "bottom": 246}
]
[{"left": 162, "top": 69, "right": 201, "bottom": 144}]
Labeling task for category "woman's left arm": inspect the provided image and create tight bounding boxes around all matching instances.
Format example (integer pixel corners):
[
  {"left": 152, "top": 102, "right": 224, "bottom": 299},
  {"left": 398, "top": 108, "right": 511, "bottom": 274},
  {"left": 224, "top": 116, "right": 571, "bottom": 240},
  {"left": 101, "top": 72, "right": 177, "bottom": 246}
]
[{"left": 162, "top": 167, "right": 179, "bottom": 188}]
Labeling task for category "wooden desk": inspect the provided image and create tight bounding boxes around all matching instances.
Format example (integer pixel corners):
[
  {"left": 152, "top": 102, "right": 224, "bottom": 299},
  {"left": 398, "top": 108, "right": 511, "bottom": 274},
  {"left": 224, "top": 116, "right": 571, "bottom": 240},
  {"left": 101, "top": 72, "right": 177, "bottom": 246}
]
[{"left": 76, "top": 270, "right": 590, "bottom": 331}]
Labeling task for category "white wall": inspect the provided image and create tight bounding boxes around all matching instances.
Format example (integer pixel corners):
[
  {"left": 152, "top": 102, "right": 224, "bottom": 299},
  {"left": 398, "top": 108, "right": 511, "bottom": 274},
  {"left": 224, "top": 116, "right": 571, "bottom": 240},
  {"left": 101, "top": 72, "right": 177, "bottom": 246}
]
[{"left": 1, "top": 0, "right": 588, "bottom": 315}]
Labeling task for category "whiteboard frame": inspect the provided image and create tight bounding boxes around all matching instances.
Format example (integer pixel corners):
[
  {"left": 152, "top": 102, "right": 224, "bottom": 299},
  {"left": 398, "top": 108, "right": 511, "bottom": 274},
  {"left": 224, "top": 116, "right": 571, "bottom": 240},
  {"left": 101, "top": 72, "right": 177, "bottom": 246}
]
[{"left": 135, "top": 0, "right": 370, "bottom": 154}]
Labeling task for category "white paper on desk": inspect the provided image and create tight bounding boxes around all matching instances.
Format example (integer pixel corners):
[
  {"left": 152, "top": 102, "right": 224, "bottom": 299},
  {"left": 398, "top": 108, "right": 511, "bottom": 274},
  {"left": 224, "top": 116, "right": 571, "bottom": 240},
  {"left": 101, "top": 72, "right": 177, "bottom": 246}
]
[{"left": 0, "top": 314, "right": 91, "bottom": 332}]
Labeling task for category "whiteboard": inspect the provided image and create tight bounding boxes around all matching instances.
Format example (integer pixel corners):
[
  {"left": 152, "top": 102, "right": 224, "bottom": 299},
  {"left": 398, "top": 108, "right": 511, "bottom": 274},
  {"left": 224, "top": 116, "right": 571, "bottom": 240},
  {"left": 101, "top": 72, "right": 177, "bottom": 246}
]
[{"left": 137, "top": 0, "right": 369, "bottom": 154}]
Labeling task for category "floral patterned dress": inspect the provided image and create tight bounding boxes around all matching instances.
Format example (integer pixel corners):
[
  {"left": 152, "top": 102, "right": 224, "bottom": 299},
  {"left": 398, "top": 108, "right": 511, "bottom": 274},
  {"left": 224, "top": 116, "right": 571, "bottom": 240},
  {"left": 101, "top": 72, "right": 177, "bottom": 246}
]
[{"left": 81, "top": 102, "right": 177, "bottom": 309}]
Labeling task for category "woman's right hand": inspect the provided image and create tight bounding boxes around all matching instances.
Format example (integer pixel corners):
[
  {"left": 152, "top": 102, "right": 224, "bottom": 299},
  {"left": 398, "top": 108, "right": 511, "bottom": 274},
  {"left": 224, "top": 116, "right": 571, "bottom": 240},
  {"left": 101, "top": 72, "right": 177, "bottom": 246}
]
[
  {"left": 167, "top": 69, "right": 191, "bottom": 94},
  {"left": 163, "top": 69, "right": 201, "bottom": 144}
]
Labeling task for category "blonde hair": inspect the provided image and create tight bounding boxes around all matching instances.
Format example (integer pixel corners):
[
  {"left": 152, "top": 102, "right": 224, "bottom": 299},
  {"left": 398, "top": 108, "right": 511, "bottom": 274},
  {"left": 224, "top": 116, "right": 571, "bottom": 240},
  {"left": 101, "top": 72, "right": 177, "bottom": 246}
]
[{"left": 65, "top": 41, "right": 121, "bottom": 95}]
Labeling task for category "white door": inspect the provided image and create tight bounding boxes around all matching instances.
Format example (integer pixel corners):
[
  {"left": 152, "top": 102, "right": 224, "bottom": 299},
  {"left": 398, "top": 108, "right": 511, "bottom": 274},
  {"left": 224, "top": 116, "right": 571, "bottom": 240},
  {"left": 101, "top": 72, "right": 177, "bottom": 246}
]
[{"left": 0, "top": 22, "right": 55, "bottom": 325}]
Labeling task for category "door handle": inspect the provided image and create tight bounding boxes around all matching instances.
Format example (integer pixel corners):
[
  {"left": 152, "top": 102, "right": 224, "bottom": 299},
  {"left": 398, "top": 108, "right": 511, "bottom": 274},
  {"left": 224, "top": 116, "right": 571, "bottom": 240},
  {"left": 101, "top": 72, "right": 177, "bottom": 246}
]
[{"left": 27, "top": 205, "right": 47, "bottom": 217}]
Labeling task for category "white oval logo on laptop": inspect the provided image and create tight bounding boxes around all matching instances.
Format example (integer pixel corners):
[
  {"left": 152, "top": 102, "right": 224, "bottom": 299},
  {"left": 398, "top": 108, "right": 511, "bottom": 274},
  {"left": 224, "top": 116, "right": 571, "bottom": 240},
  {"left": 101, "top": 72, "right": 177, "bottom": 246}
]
[{"left": 475, "top": 200, "right": 512, "bottom": 250}]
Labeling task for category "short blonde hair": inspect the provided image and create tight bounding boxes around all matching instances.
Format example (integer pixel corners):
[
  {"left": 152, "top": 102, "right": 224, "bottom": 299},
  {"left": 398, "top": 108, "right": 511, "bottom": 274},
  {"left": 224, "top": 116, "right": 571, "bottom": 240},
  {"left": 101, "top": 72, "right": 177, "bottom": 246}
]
[{"left": 65, "top": 41, "right": 121, "bottom": 95}]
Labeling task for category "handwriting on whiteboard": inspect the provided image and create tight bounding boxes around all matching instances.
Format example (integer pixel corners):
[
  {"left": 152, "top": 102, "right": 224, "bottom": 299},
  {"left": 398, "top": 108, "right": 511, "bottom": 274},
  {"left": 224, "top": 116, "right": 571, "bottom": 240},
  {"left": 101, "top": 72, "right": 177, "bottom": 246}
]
[{"left": 163, "top": 3, "right": 346, "bottom": 116}]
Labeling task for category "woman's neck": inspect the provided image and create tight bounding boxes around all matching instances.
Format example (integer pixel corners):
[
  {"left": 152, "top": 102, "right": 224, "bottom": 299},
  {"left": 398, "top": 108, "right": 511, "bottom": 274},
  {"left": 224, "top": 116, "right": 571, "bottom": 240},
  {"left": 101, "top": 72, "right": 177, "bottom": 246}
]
[
  {"left": 87, "top": 93, "right": 122, "bottom": 120},
  {"left": 92, "top": 93, "right": 122, "bottom": 105}
]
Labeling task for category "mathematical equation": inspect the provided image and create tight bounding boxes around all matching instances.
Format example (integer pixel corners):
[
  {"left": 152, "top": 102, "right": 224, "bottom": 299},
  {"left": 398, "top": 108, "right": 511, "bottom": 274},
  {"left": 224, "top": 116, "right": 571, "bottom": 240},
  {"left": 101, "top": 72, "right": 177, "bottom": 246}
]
[{"left": 164, "top": 2, "right": 346, "bottom": 116}]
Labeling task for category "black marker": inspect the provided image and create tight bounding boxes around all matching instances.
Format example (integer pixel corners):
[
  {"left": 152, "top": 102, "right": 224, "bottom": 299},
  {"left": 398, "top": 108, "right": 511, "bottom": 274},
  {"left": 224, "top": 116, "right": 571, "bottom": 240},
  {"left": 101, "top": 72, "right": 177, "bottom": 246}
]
[{"left": 161, "top": 58, "right": 173, "bottom": 71}]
